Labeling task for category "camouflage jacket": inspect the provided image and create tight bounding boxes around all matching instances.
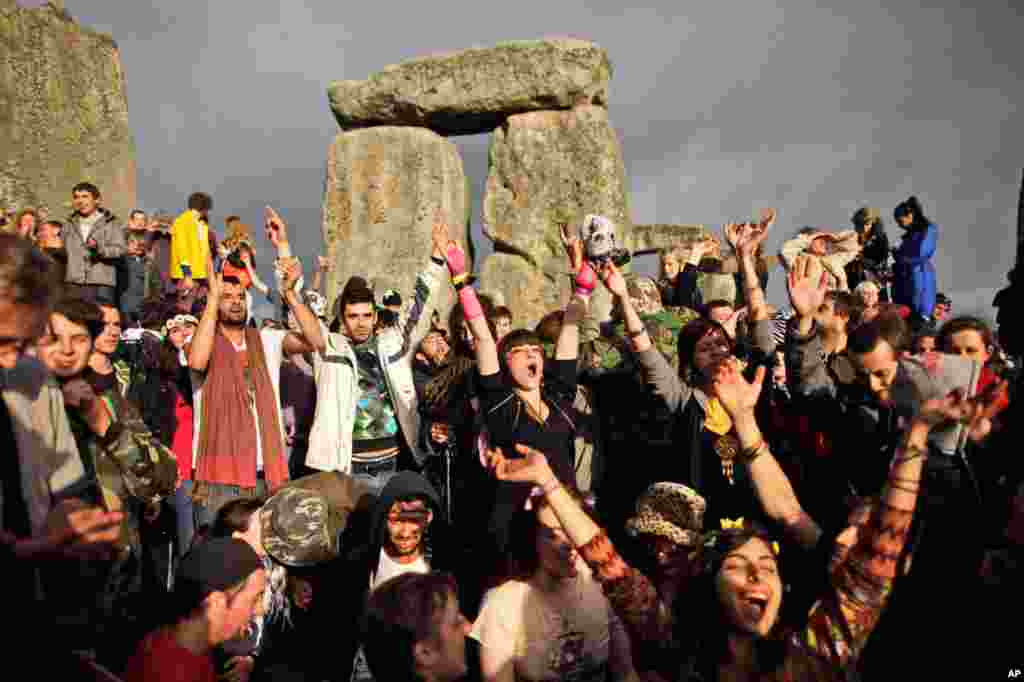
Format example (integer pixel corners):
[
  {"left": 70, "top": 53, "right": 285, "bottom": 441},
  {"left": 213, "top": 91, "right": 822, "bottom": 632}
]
[{"left": 67, "top": 389, "right": 178, "bottom": 549}]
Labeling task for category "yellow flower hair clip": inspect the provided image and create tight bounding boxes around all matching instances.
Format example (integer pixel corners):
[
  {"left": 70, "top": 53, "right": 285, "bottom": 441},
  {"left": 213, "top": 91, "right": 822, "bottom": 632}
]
[{"left": 719, "top": 517, "right": 745, "bottom": 530}]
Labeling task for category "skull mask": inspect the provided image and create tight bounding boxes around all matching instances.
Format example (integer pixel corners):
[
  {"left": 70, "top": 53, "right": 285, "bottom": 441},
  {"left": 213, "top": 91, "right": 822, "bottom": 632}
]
[{"left": 582, "top": 214, "right": 618, "bottom": 261}]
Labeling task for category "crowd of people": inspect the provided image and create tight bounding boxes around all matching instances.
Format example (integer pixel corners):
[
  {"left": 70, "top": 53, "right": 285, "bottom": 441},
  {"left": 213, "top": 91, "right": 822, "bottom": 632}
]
[{"left": 1, "top": 182, "right": 1022, "bottom": 682}]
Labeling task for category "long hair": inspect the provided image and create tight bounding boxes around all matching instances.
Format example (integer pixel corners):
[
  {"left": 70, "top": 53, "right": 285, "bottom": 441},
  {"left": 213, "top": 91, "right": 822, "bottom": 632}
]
[
  {"left": 503, "top": 486, "right": 595, "bottom": 582},
  {"left": 675, "top": 521, "right": 788, "bottom": 679},
  {"left": 894, "top": 196, "right": 930, "bottom": 231},
  {"left": 422, "top": 294, "right": 496, "bottom": 413}
]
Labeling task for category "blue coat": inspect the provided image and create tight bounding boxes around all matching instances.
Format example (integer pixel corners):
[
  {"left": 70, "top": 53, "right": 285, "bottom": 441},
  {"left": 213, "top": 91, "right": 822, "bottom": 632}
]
[{"left": 892, "top": 223, "right": 938, "bottom": 318}]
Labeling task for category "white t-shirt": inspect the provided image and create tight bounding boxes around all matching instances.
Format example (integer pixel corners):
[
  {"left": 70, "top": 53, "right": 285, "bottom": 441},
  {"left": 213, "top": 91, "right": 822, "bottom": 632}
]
[
  {"left": 370, "top": 547, "right": 430, "bottom": 592},
  {"left": 190, "top": 329, "right": 287, "bottom": 472},
  {"left": 471, "top": 562, "right": 630, "bottom": 682},
  {"left": 77, "top": 210, "right": 103, "bottom": 243}
]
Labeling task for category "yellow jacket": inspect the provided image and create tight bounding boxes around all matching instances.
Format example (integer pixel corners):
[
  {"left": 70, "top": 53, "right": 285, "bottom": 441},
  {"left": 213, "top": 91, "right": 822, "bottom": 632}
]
[{"left": 170, "top": 209, "right": 210, "bottom": 280}]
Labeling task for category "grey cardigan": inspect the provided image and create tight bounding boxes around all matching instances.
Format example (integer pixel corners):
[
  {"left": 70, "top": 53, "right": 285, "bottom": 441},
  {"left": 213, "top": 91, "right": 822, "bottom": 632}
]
[{"left": 63, "top": 210, "right": 125, "bottom": 288}]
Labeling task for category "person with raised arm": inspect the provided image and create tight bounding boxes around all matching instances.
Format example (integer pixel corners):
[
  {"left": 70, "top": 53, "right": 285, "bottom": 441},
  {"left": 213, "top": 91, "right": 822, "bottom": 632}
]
[
  {"left": 600, "top": 231, "right": 777, "bottom": 527},
  {"left": 279, "top": 215, "right": 448, "bottom": 490},
  {"left": 485, "top": 361, "right": 1004, "bottom": 680},
  {"left": 443, "top": 225, "right": 594, "bottom": 552},
  {"left": 187, "top": 209, "right": 317, "bottom": 526}
]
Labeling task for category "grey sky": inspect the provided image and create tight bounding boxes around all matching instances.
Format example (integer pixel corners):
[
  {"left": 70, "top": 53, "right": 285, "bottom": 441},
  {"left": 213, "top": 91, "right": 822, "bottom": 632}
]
[{"left": 59, "top": 0, "right": 1023, "bottom": 320}]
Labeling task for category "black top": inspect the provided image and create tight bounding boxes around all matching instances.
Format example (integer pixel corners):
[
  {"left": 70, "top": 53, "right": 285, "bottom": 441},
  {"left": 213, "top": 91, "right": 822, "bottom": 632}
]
[
  {"left": 478, "top": 358, "right": 578, "bottom": 485},
  {"left": 478, "top": 358, "right": 579, "bottom": 553}
]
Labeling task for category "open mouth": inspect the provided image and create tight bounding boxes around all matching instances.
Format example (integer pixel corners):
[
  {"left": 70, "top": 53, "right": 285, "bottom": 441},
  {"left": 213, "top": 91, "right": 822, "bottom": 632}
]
[
  {"left": 525, "top": 359, "right": 541, "bottom": 379},
  {"left": 739, "top": 592, "right": 770, "bottom": 622}
]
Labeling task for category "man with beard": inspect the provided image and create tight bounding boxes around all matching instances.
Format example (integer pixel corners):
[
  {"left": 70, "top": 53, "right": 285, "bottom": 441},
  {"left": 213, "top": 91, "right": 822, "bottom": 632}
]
[
  {"left": 187, "top": 257, "right": 316, "bottom": 526},
  {"left": 335, "top": 471, "right": 458, "bottom": 682}
]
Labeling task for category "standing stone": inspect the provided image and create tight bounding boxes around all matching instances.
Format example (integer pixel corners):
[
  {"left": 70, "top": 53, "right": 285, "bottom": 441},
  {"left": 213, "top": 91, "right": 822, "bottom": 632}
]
[
  {"left": 322, "top": 126, "right": 470, "bottom": 322},
  {"left": 328, "top": 39, "right": 611, "bottom": 136},
  {"left": 0, "top": 3, "right": 136, "bottom": 219},
  {"left": 481, "top": 105, "right": 630, "bottom": 325},
  {"left": 628, "top": 224, "right": 712, "bottom": 254}
]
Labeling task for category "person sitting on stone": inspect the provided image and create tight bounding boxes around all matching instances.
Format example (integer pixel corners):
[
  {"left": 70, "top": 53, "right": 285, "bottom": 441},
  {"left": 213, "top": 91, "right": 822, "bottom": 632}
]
[{"left": 780, "top": 226, "right": 861, "bottom": 292}]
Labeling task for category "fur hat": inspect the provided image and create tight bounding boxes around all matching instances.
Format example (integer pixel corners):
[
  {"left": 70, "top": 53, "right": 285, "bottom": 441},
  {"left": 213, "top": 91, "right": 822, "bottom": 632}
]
[{"left": 626, "top": 482, "right": 706, "bottom": 547}]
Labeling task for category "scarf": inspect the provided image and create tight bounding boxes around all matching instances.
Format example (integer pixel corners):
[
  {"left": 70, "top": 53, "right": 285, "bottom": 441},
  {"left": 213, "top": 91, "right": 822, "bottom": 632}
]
[{"left": 194, "top": 327, "right": 288, "bottom": 499}]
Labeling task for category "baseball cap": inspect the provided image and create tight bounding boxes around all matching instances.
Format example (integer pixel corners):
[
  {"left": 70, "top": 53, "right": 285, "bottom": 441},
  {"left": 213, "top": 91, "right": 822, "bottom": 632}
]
[{"left": 177, "top": 538, "right": 264, "bottom": 599}]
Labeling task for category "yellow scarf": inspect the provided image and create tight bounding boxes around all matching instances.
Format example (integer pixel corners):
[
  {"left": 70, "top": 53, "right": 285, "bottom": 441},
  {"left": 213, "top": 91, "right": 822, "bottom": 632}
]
[{"left": 703, "top": 397, "right": 733, "bottom": 436}]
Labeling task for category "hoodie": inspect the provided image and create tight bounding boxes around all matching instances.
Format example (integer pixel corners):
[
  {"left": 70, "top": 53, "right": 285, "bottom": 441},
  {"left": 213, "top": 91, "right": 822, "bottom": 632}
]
[{"left": 333, "top": 472, "right": 451, "bottom": 682}]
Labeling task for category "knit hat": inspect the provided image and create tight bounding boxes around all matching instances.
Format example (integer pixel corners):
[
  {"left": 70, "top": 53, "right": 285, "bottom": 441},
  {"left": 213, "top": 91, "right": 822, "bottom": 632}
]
[
  {"left": 177, "top": 538, "right": 264, "bottom": 599},
  {"left": 261, "top": 487, "right": 338, "bottom": 567},
  {"left": 626, "top": 482, "right": 707, "bottom": 548}
]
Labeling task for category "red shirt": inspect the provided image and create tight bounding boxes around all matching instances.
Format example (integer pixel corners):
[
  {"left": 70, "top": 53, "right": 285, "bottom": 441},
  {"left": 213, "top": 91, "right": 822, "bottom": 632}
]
[
  {"left": 172, "top": 393, "right": 194, "bottom": 481},
  {"left": 124, "top": 629, "right": 217, "bottom": 682}
]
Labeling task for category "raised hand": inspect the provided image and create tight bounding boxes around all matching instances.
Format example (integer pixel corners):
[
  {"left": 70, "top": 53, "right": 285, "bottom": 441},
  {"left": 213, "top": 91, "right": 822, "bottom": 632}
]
[
  {"left": 431, "top": 214, "right": 451, "bottom": 262},
  {"left": 560, "top": 223, "right": 584, "bottom": 273},
  {"left": 710, "top": 359, "right": 766, "bottom": 418},
  {"left": 279, "top": 257, "right": 302, "bottom": 291},
  {"left": 486, "top": 445, "right": 556, "bottom": 486},
  {"left": 786, "top": 254, "right": 828, "bottom": 318},
  {"left": 599, "top": 261, "right": 628, "bottom": 299},
  {"left": 265, "top": 206, "right": 290, "bottom": 247},
  {"left": 758, "top": 208, "right": 777, "bottom": 231},
  {"left": 724, "top": 223, "right": 743, "bottom": 250}
]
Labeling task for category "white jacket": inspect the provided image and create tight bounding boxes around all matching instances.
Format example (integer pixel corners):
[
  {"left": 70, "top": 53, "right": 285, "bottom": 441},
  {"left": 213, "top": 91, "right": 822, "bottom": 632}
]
[{"left": 305, "top": 261, "right": 445, "bottom": 473}]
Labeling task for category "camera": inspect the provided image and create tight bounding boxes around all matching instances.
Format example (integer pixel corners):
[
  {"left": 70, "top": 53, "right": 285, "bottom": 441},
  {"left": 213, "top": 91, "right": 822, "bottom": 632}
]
[{"left": 581, "top": 214, "right": 631, "bottom": 268}]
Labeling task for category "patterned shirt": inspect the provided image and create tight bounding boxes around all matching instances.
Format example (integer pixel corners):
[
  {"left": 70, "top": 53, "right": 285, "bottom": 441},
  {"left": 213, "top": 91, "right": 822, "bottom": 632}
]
[{"left": 351, "top": 341, "right": 399, "bottom": 451}]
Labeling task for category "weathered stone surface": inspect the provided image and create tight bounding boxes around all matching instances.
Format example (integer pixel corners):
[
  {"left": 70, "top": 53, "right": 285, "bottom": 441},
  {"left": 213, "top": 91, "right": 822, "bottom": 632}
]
[
  {"left": 321, "top": 126, "right": 470, "bottom": 321},
  {"left": 628, "top": 224, "right": 712, "bottom": 254},
  {"left": 328, "top": 39, "right": 611, "bottom": 136},
  {"left": 0, "top": 3, "right": 136, "bottom": 219},
  {"left": 481, "top": 105, "right": 630, "bottom": 325}
]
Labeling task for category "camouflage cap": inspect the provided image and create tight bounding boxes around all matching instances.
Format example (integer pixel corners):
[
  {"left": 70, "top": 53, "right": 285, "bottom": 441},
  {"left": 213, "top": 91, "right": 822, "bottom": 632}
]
[{"left": 261, "top": 487, "right": 338, "bottom": 567}]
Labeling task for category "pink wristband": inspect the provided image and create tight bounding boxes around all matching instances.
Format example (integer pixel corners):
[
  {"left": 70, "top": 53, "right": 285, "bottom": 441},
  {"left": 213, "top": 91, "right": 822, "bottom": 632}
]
[
  {"left": 446, "top": 244, "right": 468, "bottom": 278},
  {"left": 459, "top": 287, "right": 484, "bottom": 320},
  {"left": 574, "top": 263, "right": 597, "bottom": 298}
]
